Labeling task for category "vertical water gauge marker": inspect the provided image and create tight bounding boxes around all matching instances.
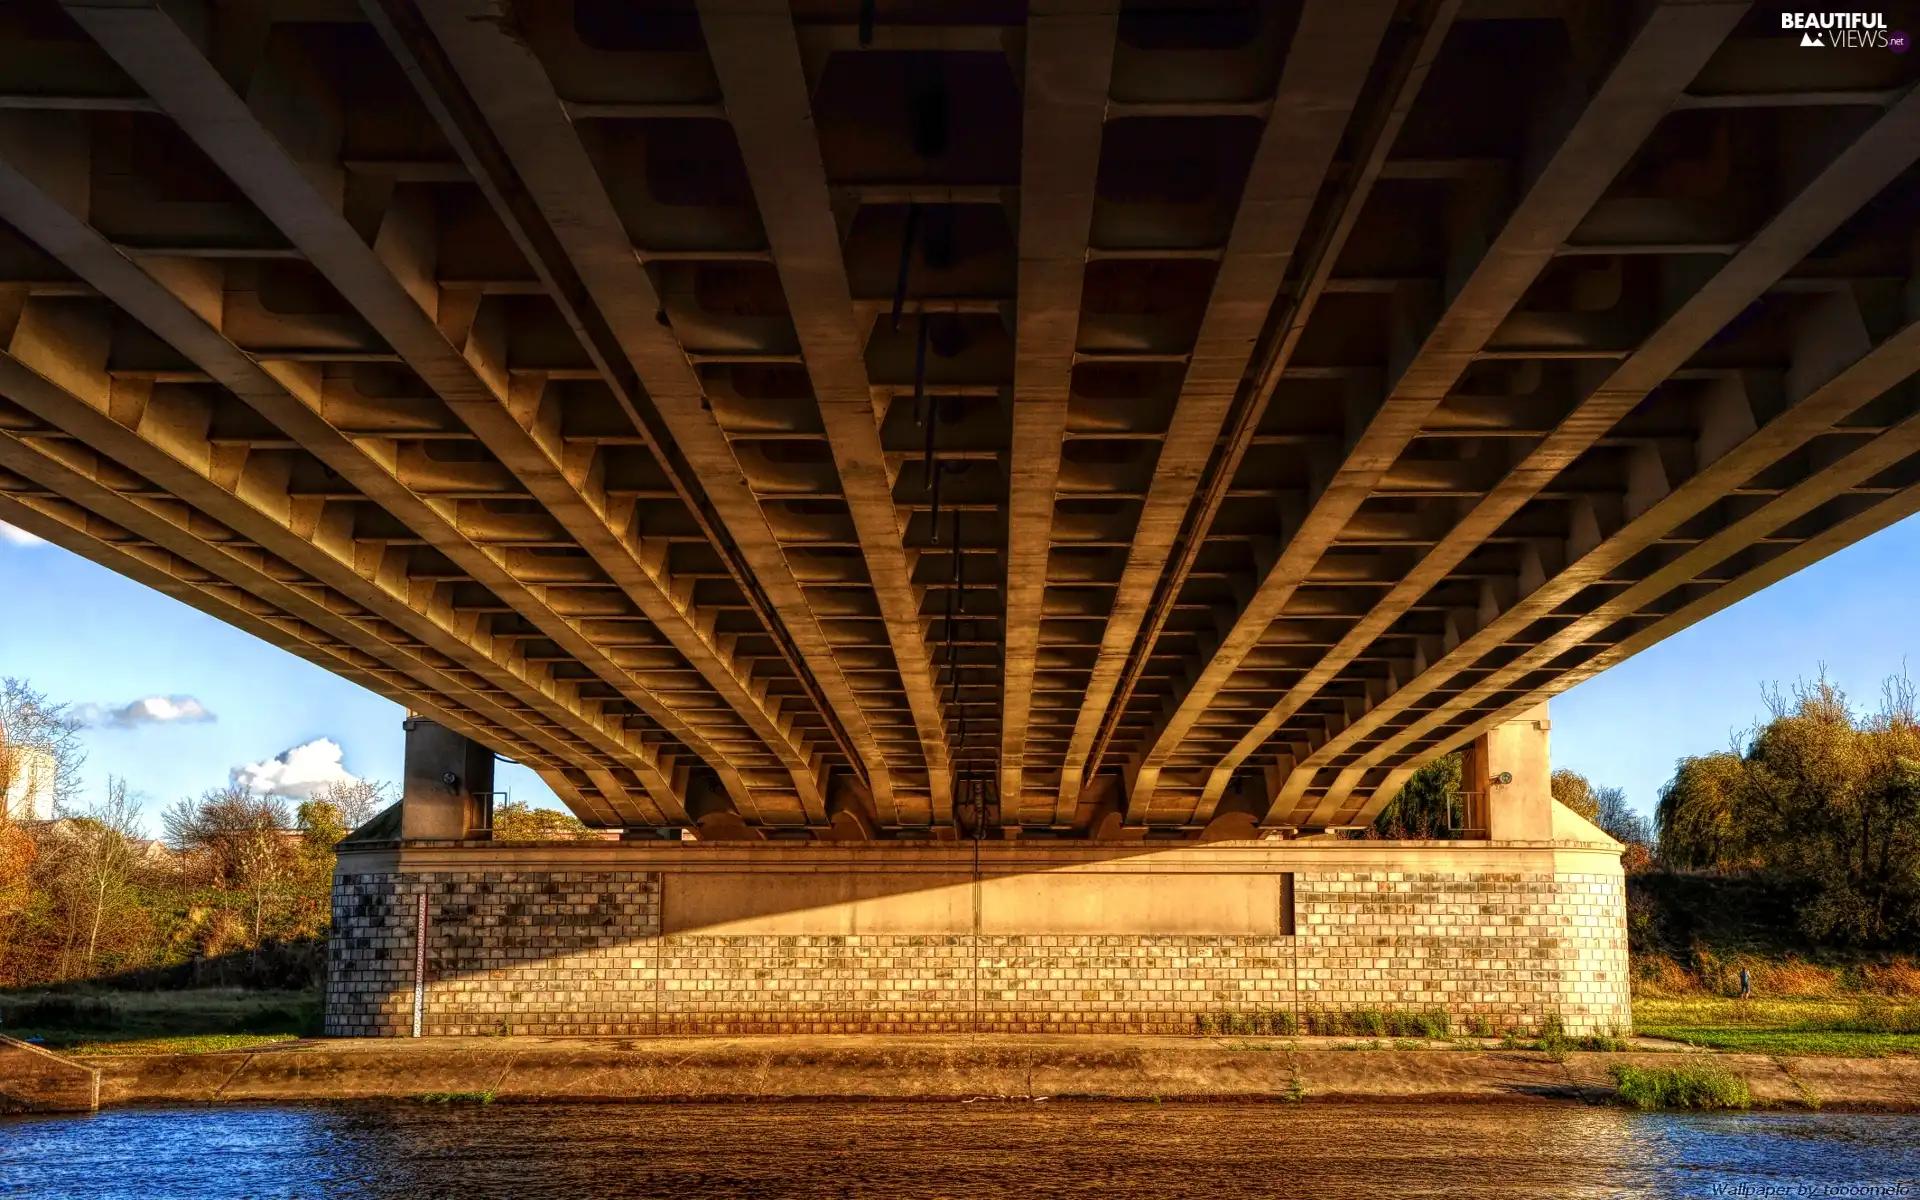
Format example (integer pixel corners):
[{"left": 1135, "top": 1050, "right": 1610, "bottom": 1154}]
[{"left": 413, "top": 892, "right": 428, "bottom": 1038}]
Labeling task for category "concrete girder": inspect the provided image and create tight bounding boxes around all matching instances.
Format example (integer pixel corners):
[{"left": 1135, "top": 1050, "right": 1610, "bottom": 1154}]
[
  {"left": 2, "top": 0, "right": 1915, "bottom": 840},
  {"left": 1032, "top": 0, "right": 1398, "bottom": 827},
  {"left": 0, "top": 119, "right": 688, "bottom": 827},
  {"left": 1107, "top": 0, "right": 1464, "bottom": 821},
  {"left": 54, "top": 0, "right": 826, "bottom": 826},
  {"left": 695, "top": 0, "right": 960, "bottom": 823},
  {"left": 1120, "top": 0, "right": 1753, "bottom": 820},
  {"left": 1340, "top": 363, "right": 1920, "bottom": 810},
  {"left": 0, "top": 397, "right": 580, "bottom": 780},
  {"left": 1278, "top": 89, "right": 1920, "bottom": 827},
  {"left": 0, "top": 487, "right": 635, "bottom": 821},
  {"left": 0, "top": 308, "right": 642, "bottom": 785},
  {"left": 0, "top": 334, "right": 616, "bottom": 778},
  {"left": 370, "top": 0, "right": 893, "bottom": 826},
  {"left": 1338, "top": 475, "right": 1920, "bottom": 827},
  {"left": 997, "top": 0, "right": 1117, "bottom": 822}
]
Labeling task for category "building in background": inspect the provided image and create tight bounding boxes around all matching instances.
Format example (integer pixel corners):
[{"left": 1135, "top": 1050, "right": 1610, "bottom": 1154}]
[{"left": 1, "top": 742, "right": 55, "bottom": 822}]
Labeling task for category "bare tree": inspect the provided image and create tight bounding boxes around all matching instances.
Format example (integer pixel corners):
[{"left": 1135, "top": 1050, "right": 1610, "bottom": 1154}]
[
  {"left": 310, "top": 778, "right": 388, "bottom": 830},
  {"left": 1592, "top": 784, "right": 1652, "bottom": 848},
  {"left": 78, "top": 776, "right": 143, "bottom": 976},
  {"left": 165, "top": 784, "right": 295, "bottom": 959}
]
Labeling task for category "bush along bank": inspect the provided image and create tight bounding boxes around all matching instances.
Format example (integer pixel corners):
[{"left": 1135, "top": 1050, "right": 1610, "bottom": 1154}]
[{"left": 1610, "top": 1063, "right": 1753, "bottom": 1111}]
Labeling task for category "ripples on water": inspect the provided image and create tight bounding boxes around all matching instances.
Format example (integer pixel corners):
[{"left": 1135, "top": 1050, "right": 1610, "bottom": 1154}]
[{"left": 5, "top": 1102, "right": 1919, "bottom": 1199}]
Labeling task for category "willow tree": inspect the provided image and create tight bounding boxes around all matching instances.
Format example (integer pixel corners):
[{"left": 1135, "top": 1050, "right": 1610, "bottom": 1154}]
[
  {"left": 1656, "top": 675, "right": 1920, "bottom": 946},
  {"left": 1372, "top": 753, "right": 1463, "bottom": 839}
]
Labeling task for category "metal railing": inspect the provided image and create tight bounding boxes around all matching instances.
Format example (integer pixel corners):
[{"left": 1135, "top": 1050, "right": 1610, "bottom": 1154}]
[
  {"left": 1449, "top": 790, "right": 1488, "bottom": 838},
  {"left": 470, "top": 791, "right": 506, "bottom": 836}
]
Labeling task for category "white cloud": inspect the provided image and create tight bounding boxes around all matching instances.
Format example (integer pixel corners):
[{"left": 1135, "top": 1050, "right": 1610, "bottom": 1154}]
[
  {"left": 0, "top": 521, "right": 44, "bottom": 547},
  {"left": 232, "top": 738, "right": 360, "bottom": 801},
  {"left": 75, "top": 695, "right": 217, "bottom": 730}
]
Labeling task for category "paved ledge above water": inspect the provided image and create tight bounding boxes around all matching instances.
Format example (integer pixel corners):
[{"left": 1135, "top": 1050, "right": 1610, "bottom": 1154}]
[
  {"left": 70, "top": 1036, "right": 1920, "bottom": 1112},
  {"left": 0, "top": 1035, "right": 100, "bottom": 1113}
]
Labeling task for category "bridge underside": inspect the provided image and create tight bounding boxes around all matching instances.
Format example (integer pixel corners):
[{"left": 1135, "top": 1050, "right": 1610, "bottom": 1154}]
[{"left": 2, "top": 0, "right": 1918, "bottom": 836}]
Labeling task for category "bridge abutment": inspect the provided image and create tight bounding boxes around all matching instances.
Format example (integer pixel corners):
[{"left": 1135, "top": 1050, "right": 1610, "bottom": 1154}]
[{"left": 325, "top": 835, "right": 1631, "bottom": 1039}]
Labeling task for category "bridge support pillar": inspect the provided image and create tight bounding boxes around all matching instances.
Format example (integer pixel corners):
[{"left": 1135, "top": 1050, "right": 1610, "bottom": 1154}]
[
  {"left": 400, "top": 718, "right": 496, "bottom": 841},
  {"left": 1464, "top": 702, "right": 1554, "bottom": 841}
]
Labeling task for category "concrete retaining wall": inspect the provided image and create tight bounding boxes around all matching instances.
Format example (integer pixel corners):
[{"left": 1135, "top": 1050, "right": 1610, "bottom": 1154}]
[
  {"left": 327, "top": 840, "right": 1630, "bottom": 1037},
  {"left": 0, "top": 1035, "right": 99, "bottom": 1112},
  {"left": 79, "top": 1037, "right": 1920, "bottom": 1111}
]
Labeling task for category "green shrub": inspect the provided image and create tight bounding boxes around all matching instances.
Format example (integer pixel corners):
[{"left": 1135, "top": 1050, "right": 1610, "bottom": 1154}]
[
  {"left": 1467, "top": 1016, "right": 1494, "bottom": 1039},
  {"left": 1580, "top": 1030, "right": 1630, "bottom": 1052},
  {"left": 417, "top": 1091, "right": 495, "bottom": 1105},
  {"left": 1610, "top": 1064, "right": 1752, "bottom": 1111},
  {"left": 1386, "top": 1008, "right": 1450, "bottom": 1039},
  {"left": 1195, "top": 1013, "right": 1216, "bottom": 1036},
  {"left": 1852, "top": 999, "right": 1920, "bottom": 1033},
  {"left": 1271, "top": 1010, "right": 1299, "bottom": 1036},
  {"left": 1347, "top": 1009, "right": 1387, "bottom": 1037},
  {"left": 1304, "top": 1010, "right": 1337, "bottom": 1037}
]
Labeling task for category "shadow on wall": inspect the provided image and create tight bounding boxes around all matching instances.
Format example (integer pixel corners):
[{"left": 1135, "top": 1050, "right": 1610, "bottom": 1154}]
[{"left": 325, "top": 839, "right": 1632, "bottom": 1037}]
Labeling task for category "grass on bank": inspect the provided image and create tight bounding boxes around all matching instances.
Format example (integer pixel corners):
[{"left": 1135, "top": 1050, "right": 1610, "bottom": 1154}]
[
  {"left": 63, "top": 1033, "right": 300, "bottom": 1056},
  {"left": 1610, "top": 1064, "right": 1752, "bottom": 1111},
  {"left": 0, "top": 987, "right": 321, "bottom": 1050},
  {"left": 1633, "top": 997, "right": 1920, "bottom": 1057},
  {"left": 417, "top": 1091, "right": 496, "bottom": 1105}
]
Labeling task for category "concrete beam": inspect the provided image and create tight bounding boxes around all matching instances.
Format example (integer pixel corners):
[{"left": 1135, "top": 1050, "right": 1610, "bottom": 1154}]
[
  {"left": 1036, "top": 0, "right": 1398, "bottom": 825},
  {"left": 57, "top": 0, "right": 817, "bottom": 826},
  {"left": 1132, "top": 0, "right": 1752, "bottom": 822},
  {"left": 0, "top": 490, "right": 602, "bottom": 816},
  {"left": 695, "top": 0, "right": 961, "bottom": 823},
  {"left": 1342, "top": 477, "right": 1920, "bottom": 826},
  {"left": 373, "top": 0, "right": 895, "bottom": 826},
  {"left": 1283, "top": 89, "right": 1920, "bottom": 826},
  {"left": 0, "top": 116, "right": 675, "bottom": 827},
  {"left": 0, "top": 412, "right": 569, "bottom": 773},
  {"left": 999, "top": 0, "right": 1117, "bottom": 821}
]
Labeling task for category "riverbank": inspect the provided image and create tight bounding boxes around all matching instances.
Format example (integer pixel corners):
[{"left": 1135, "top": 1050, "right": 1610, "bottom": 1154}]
[{"left": 47, "top": 1035, "right": 1920, "bottom": 1111}]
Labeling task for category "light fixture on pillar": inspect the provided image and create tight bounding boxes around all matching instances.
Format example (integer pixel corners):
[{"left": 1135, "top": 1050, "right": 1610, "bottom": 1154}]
[{"left": 1492, "top": 771, "right": 1513, "bottom": 786}]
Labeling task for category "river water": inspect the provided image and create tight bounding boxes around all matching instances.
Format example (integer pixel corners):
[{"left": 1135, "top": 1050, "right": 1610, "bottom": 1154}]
[{"left": 4, "top": 1102, "right": 1918, "bottom": 1198}]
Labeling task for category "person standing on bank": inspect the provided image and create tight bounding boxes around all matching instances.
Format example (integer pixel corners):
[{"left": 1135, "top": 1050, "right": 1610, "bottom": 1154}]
[{"left": 1738, "top": 967, "right": 1752, "bottom": 999}]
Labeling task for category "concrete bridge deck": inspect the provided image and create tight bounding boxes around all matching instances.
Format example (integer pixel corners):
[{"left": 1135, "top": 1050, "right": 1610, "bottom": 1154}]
[{"left": 0, "top": 0, "right": 1916, "bottom": 838}]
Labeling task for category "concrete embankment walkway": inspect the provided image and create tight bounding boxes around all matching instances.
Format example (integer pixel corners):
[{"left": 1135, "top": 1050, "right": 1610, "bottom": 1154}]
[
  {"left": 61, "top": 1036, "right": 1920, "bottom": 1111},
  {"left": 0, "top": 1035, "right": 100, "bottom": 1113}
]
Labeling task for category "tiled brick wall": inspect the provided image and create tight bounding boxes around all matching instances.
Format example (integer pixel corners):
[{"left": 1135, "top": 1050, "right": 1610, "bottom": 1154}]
[
  {"left": 978, "top": 936, "right": 1296, "bottom": 1034},
  {"left": 659, "top": 935, "right": 975, "bottom": 1034},
  {"left": 1295, "top": 870, "right": 1632, "bottom": 1035},
  {"left": 328, "top": 870, "right": 663, "bottom": 1037},
  {"left": 327, "top": 863, "right": 1629, "bottom": 1037},
  {"left": 326, "top": 875, "right": 417, "bottom": 1037}
]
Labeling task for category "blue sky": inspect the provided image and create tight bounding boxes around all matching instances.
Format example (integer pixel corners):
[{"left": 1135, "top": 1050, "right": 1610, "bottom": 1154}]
[{"left": 3, "top": 513, "right": 1918, "bottom": 834}]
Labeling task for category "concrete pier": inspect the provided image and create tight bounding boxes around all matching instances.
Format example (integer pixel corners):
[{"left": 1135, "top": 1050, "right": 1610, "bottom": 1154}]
[
  {"left": 331, "top": 706, "right": 1628, "bottom": 1039},
  {"left": 328, "top": 833, "right": 1629, "bottom": 1039}
]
